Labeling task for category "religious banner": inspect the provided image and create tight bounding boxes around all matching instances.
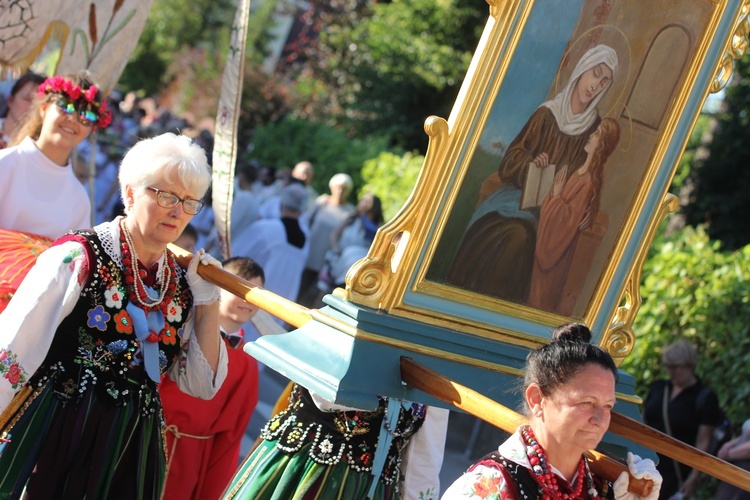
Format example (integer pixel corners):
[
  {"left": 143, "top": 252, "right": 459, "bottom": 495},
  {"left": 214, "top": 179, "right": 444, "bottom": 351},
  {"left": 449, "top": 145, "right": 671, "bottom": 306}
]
[
  {"left": 211, "top": 0, "right": 252, "bottom": 260},
  {"left": 0, "top": 0, "right": 154, "bottom": 91}
]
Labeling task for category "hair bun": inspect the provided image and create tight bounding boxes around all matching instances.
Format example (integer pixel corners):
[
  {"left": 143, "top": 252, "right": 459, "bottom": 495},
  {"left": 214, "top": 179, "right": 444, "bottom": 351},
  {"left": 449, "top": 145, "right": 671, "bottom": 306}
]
[{"left": 551, "top": 322, "right": 592, "bottom": 344}]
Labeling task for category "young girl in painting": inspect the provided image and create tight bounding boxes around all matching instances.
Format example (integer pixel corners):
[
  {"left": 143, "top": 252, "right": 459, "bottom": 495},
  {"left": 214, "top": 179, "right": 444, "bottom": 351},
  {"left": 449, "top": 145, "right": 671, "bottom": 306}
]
[
  {"left": 446, "top": 44, "right": 618, "bottom": 304},
  {"left": 527, "top": 117, "right": 621, "bottom": 315}
]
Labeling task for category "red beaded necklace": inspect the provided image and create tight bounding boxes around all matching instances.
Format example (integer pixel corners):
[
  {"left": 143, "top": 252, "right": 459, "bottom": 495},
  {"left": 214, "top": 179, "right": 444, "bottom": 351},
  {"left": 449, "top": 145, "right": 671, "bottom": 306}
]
[
  {"left": 521, "top": 425, "right": 597, "bottom": 499},
  {"left": 119, "top": 219, "right": 179, "bottom": 343}
]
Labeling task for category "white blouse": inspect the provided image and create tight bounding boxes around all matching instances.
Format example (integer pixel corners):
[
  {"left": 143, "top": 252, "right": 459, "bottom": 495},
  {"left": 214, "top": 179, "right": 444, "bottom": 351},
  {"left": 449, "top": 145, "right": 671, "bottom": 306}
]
[{"left": 0, "top": 219, "right": 227, "bottom": 411}]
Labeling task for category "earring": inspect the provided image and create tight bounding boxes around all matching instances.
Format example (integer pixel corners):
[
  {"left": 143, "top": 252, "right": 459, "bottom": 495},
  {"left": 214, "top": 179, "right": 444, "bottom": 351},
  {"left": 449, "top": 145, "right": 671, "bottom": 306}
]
[{"left": 535, "top": 410, "right": 543, "bottom": 418}]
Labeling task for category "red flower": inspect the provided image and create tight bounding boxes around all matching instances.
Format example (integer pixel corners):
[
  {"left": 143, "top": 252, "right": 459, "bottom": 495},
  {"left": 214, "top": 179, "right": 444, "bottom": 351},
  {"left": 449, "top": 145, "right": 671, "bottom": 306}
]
[
  {"left": 97, "top": 109, "right": 112, "bottom": 129},
  {"left": 6, "top": 364, "right": 22, "bottom": 385},
  {"left": 161, "top": 325, "right": 177, "bottom": 345},
  {"left": 83, "top": 85, "right": 98, "bottom": 102},
  {"left": 37, "top": 76, "right": 111, "bottom": 129},
  {"left": 472, "top": 475, "right": 502, "bottom": 497},
  {"left": 114, "top": 310, "right": 133, "bottom": 334},
  {"left": 63, "top": 79, "right": 81, "bottom": 100}
]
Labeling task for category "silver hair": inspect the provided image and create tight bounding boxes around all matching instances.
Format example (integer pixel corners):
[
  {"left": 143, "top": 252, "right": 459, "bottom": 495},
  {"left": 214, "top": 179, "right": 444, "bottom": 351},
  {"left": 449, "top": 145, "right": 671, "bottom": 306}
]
[
  {"left": 328, "top": 173, "right": 353, "bottom": 194},
  {"left": 662, "top": 339, "right": 698, "bottom": 368},
  {"left": 118, "top": 133, "right": 211, "bottom": 210}
]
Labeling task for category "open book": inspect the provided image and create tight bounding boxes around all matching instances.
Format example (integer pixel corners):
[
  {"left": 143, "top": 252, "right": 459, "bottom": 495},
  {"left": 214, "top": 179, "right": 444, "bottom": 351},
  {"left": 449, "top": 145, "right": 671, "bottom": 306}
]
[{"left": 521, "top": 162, "right": 555, "bottom": 209}]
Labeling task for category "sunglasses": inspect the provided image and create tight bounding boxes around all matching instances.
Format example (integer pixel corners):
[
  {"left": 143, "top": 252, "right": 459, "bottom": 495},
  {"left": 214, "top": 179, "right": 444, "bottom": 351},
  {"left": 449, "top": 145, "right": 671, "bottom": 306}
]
[
  {"left": 55, "top": 97, "right": 98, "bottom": 127},
  {"left": 146, "top": 186, "right": 205, "bottom": 215}
]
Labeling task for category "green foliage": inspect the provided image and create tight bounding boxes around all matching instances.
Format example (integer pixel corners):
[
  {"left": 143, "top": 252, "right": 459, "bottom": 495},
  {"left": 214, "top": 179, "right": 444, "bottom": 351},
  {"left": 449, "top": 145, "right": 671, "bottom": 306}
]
[
  {"left": 245, "top": 117, "right": 392, "bottom": 199},
  {"left": 360, "top": 151, "right": 425, "bottom": 221},
  {"left": 622, "top": 225, "right": 750, "bottom": 426},
  {"left": 683, "top": 52, "right": 750, "bottom": 250},
  {"left": 671, "top": 113, "right": 712, "bottom": 191},
  {"left": 283, "top": 0, "right": 485, "bottom": 152},
  {"left": 119, "top": 0, "right": 237, "bottom": 95}
]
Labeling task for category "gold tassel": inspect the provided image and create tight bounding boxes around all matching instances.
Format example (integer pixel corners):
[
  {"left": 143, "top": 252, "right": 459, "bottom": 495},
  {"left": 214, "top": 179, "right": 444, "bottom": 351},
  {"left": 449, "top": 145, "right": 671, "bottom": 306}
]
[{"left": 0, "top": 385, "right": 33, "bottom": 435}]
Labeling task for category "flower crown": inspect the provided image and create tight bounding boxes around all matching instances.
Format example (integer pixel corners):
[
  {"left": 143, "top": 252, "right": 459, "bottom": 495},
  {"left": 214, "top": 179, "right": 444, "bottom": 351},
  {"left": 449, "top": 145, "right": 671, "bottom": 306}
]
[{"left": 37, "top": 76, "right": 112, "bottom": 128}]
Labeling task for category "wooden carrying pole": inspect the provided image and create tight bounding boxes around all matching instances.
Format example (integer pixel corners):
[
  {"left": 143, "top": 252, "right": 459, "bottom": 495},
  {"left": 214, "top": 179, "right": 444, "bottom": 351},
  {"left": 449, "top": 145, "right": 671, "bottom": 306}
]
[
  {"left": 400, "top": 358, "right": 750, "bottom": 494},
  {"left": 172, "top": 250, "right": 750, "bottom": 494},
  {"left": 400, "top": 357, "right": 653, "bottom": 497},
  {"left": 171, "top": 247, "right": 312, "bottom": 328}
]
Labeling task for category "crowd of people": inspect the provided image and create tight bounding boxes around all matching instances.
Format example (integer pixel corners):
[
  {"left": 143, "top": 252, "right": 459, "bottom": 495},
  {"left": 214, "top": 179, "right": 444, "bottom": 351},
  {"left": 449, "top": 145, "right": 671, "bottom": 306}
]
[{"left": 0, "top": 69, "right": 745, "bottom": 500}]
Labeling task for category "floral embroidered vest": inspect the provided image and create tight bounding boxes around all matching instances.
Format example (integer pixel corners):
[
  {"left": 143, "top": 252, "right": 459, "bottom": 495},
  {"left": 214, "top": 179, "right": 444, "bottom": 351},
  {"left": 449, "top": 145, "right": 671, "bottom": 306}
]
[
  {"left": 28, "top": 229, "right": 193, "bottom": 415},
  {"left": 473, "top": 451, "right": 614, "bottom": 499},
  {"left": 261, "top": 383, "right": 426, "bottom": 484}
]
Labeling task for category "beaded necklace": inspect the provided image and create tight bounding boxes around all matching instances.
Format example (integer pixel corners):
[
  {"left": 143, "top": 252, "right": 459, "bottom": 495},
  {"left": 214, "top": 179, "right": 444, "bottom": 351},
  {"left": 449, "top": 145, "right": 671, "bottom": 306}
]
[
  {"left": 119, "top": 218, "right": 178, "bottom": 317},
  {"left": 521, "top": 425, "right": 598, "bottom": 499},
  {"left": 382, "top": 400, "right": 425, "bottom": 437}
]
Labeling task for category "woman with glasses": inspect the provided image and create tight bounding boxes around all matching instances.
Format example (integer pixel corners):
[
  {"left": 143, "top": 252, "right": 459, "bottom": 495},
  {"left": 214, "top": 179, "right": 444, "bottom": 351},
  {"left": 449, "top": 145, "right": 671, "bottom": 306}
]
[
  {"left": 0, "top": 132, "right": 228, "bottom": 499},
  {"left": 642, "top": 339, "right": 722, "bottom": 499}
]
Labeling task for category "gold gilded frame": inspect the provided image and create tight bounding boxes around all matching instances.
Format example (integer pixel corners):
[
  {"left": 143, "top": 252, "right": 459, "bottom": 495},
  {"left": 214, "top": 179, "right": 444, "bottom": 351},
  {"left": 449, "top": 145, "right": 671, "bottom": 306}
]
[{"left": 340, "top": 0, "right": 750, "bottom": 360}]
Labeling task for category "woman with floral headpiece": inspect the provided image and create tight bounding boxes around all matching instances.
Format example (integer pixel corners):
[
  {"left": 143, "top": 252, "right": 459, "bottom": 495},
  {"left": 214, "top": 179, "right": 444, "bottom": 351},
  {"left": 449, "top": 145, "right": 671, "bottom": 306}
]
[
  {"left": 0, "top": 71, "right": 112, "bottom": 312},
  {"left": 0, "top": 70, "right": 111, "bottom": 240}
]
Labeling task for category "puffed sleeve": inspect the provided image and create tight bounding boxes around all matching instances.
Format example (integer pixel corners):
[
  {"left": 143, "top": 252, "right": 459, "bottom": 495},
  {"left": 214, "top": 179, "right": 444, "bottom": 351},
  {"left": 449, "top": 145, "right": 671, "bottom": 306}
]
[
  {"left": 165, "top": 310, "right": 228, "bottom": 400},
  {"left": 441, "top": 463, "right": 515, "bottom": 499},
  {"left": 0, "top": 241, "right": 89, "bottom": 411},
  {"left": 401, "top": 406, "right": 449, "bottom": 500}
]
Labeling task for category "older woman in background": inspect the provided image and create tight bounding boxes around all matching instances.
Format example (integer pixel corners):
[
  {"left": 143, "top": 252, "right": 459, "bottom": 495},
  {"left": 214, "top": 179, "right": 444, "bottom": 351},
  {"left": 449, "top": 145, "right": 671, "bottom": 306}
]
[
  {"left": 0, "top": 133, "right": 227, "bottom": 499},
  {"left": 297, "top": 172, "right": 354, "bottom": 307},
  {"left": 642, "top": 340, "right": 722, "bottom": 499}
]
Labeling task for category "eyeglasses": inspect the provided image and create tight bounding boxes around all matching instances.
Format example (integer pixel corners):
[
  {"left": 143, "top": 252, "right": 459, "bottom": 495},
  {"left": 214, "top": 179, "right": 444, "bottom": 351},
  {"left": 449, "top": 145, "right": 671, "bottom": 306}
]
[
  {"left": 55, "top": 97, "right": 98, "bottom": 127},
  {"left": 145, "top": 186, "right": 204, "bottom": 215}
]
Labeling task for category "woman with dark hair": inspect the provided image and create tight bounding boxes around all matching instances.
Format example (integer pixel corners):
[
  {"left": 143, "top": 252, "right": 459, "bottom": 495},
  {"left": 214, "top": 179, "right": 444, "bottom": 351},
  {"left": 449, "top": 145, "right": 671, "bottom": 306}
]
[
  {"left": 442, "top": 323, "right": 662, "bottom": 499},
  {"left": 0, "top": 71, "right": 46, "bottom": 148}
]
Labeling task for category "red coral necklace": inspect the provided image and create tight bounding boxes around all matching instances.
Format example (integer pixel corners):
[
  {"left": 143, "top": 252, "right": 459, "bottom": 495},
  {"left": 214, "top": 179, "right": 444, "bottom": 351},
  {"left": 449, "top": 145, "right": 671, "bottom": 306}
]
[
  {"left": 119, "top": 218, "right": 177, "bottom": 316},
  {"left": 521, "top": 426, "right": 598, "bottom": 499}
]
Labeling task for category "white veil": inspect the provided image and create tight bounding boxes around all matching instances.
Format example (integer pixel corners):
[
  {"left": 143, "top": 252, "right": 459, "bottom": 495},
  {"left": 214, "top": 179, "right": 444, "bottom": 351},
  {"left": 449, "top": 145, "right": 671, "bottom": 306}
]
[{"left": 540, "top": 44, "right": 618, "bottom": 135}]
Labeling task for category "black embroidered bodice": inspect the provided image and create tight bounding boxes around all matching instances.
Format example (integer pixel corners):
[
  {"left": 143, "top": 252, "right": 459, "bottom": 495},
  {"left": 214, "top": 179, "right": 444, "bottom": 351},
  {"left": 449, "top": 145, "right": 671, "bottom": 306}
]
[
  {"left": 473, "top": 451, "right": 615, "bottom": 499},
  {"left": 261, "top": 383, "right": 426, "bottom": 484},
  {"left": 28, "top": 229, "right": 193, "bottom": 415}
]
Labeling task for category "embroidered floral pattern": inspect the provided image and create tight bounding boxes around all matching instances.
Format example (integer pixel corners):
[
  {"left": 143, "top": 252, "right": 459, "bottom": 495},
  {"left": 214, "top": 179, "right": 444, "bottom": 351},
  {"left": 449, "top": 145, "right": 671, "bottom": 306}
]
[
  {"left": 262, "top": 385, "right": 424, "bottom": 485},
  {"left": 114, "top": 310, "right": 133, "bottom": 334},
  {"left": 27, "top": 228, "right": 192, "bottom": 413},
  {"left": 105, "top": 286, "right": 125, "bottom": 309},
  {"left": 0, "top": 349, "right": 28, "bottom": 389},
  {"left": 166, "top": 301, "right": 183, "bottom": 322},
  {"left": 472, "top": 473, "right": 503, "bottom": 498},
  {"left": 60, "top": 247, "right": 89, "bottom": 286},
  {"left": 160, "top": 325, "right": 177, "bottom": 345},
  {"left": 87, "top": 305, "right": 110, "bottom": 331},
  {"left": 418, "top": 487, "right": 438, "bottom": 500}
]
